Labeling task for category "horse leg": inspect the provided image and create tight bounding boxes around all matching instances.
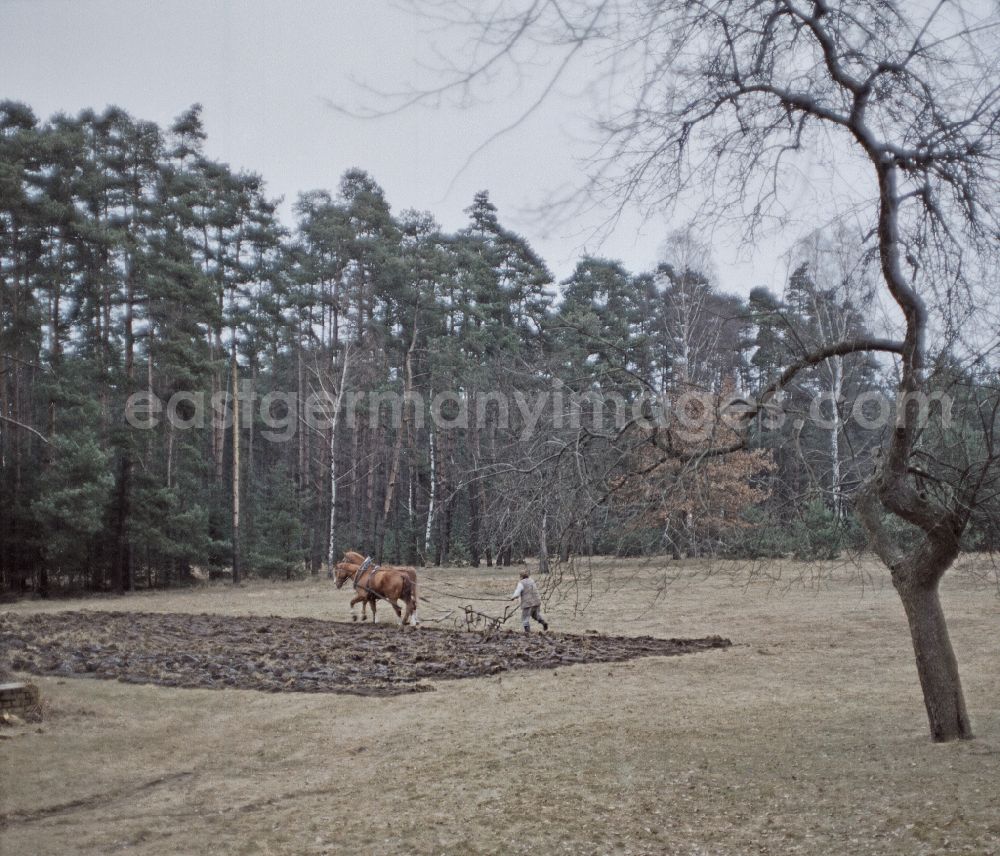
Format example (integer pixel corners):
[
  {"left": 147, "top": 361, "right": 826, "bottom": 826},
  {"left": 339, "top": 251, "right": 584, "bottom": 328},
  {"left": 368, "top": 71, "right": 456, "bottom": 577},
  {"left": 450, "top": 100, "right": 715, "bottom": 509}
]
[
  {"left": 388, "top": 588, "right": 404, "bottom": 627},
  {"left": 371, "top": 597, "right": 377, "bottom": 624},
  {"left": 400, "top": 584, "right": 417, "bottom": 627}
]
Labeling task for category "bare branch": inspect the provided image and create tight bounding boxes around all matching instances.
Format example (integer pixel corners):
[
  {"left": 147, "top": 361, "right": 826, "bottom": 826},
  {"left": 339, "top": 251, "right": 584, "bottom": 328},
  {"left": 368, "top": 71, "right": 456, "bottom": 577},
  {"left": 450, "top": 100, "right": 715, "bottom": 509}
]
[{"left": 0, "top": 414, "right": 51, "bottom": 446}]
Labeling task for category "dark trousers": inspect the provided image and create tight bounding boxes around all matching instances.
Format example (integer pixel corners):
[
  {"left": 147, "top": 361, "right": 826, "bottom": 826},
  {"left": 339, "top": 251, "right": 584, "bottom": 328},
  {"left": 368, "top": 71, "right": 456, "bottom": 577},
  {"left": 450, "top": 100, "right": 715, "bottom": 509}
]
[{"left": 521, "top": 605, "right": 546, "bottom": 629}]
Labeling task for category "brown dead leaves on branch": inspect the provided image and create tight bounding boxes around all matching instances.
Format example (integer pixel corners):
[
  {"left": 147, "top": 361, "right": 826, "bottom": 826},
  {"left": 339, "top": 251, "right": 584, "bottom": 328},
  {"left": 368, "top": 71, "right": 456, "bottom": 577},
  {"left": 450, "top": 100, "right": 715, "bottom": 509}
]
[{"left": 612, "top": 381, "right": 774, "bottom": 547}]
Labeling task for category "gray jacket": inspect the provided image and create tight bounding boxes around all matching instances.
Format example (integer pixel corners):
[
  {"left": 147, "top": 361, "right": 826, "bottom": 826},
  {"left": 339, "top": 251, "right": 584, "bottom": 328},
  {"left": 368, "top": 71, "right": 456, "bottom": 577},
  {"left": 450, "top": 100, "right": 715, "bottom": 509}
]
[{"left": 513, "top": 577, "right": 541, "bottom": 608}]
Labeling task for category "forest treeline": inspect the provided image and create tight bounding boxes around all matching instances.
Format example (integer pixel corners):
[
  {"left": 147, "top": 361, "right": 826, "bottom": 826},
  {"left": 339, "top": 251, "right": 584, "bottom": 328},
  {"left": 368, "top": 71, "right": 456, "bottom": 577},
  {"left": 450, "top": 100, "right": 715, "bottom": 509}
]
[{"left": 2, "top": 102, "right": 995, "bottom": 593}]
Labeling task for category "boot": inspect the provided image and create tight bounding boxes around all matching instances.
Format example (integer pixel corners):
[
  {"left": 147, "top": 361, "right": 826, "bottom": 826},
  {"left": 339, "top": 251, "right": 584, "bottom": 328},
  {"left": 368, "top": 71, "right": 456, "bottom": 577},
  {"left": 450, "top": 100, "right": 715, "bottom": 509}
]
[
  {"left": 542, "top": 621, "right": 549, "bottom": 631},
  {"left": 523, "top": 626, "right": 530, "bottom": 635}
]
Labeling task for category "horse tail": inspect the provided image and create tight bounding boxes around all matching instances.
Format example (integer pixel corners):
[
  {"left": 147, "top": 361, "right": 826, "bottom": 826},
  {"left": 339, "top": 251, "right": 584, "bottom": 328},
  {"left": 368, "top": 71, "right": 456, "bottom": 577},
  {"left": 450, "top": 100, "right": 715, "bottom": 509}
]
[
  {"left": 403, "top": 572, "right": 418, "bottom": 624},
  {"left": 401, "top": 573, "right": 415, "bottom": 609}
]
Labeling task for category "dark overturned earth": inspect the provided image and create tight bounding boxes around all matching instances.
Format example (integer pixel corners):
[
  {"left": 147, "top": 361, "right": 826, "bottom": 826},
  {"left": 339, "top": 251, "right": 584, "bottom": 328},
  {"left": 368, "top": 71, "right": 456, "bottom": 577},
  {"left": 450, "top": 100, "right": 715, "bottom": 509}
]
[{"left": 0, "top": 610, "right": 731, "bottom": 696}]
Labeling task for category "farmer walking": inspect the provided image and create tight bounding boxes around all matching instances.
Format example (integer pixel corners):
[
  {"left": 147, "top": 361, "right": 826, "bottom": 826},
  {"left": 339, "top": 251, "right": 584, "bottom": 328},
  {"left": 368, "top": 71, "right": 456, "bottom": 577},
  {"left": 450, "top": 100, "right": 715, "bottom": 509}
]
[{"left": 510, "top": 569, "right": 548, "bottom": 634}]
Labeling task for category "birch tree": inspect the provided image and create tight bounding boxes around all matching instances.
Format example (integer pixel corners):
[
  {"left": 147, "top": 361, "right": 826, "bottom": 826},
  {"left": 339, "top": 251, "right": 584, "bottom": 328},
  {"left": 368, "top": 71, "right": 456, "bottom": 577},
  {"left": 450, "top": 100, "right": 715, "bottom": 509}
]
[
  {"left": 321, "top": 346, "right": 352, "bottom": 576},
  {"left": 785, "top": 227, "right": 880, "bottom": 519}
]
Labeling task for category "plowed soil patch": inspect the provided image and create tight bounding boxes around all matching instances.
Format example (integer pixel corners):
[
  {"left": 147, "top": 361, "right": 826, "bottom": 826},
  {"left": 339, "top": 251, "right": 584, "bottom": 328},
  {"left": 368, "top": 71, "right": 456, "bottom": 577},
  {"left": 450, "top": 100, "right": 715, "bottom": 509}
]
[{"left": 1, "top": 610, "right": 730, "bottom": 695}]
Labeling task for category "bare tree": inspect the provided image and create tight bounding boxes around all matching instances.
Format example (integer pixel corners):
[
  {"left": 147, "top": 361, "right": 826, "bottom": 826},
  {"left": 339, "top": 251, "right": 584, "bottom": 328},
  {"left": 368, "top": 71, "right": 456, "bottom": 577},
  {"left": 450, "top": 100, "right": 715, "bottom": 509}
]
[
  {"left": 657, "top": 227, "right": 724, "bottom": 392},
  {"left": 400, "top": 0, "right": 1000, "bottom": 741}
]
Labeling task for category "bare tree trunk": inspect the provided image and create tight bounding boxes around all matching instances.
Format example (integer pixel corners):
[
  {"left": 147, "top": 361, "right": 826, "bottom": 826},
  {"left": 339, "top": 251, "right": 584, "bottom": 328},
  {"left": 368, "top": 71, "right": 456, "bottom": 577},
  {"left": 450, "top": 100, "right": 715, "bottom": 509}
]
[
  {"left": 0, "top": 353, "right": 9, "bottom": 590},
  {"left": 407, "top": 472, "right": 418, "bottom": 564},
  {"left": 48, "top": 275, "right": 60, "bottom": 445},
  {"left": 297, "top": 340, "right": 305, "bottom": 493},
  {"left": 538, "top": 509, "right": 549, "bottom": 575},
  {"left": 111, "top": 456, "right": 132, "bottom": 594},
  {"left": 146, "top": 313, "right": 155, "bottom": 470},
  {"left": 468, "top": 484, "right": 482, "bottom": 567},
  {"left": 213, "top": 227, "right": 226, "bottom": 487},
  {"left": 439, "top": 430, "right": 453, "bottom": 565},
  {"left": 365, "top": 421, "right": 381, "bottom": 552},
  {"left": 829, "top": 355, "right": 843, "bottom": 519},
  {"left": 113, "top": 259, "right": 137, "bottom": 594},
  {"left": 377, "top": 320, "right": 418, "bottom": 562},
  {"left": 559, "top": 527, "right": 571, "bottom": 563},
  {"left": 166, "top": 425, "right": 175, "bottom": 490},
  {"left": 896, "top": 577, "right": 972, "bottom": 741},
  {"left": 231, "top": 354, "right": 241, "bottom": 585},
  {"left": 468, "top": 393, "right": 483, "bottom": 567},
  {"left": 350, "top": 418, "right": 360, "bottom": 548},
  {"left": 403, "top": 394, "right": 419, "bottom": 564},
  {"left": 212, "top": 327, "right": 225, "bottom": 484},
  {"left": 424, "top": 416, "right": 436, "bottom": 557},
  {"left": 326, "top": 349, "right": 351, "bottom": 577},
  {"left": 869, "top": 165, "right": 972, "bottom": 741},
  {"left": 685, "top": 510, "right": 698, "bottom": 558}
]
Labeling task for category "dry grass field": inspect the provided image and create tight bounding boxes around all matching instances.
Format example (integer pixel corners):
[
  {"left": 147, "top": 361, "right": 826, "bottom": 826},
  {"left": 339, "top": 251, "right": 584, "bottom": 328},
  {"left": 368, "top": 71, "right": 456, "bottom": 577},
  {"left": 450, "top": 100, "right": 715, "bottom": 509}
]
[{"left": 2, "top": 557, "right": 999, "bottom": 856}]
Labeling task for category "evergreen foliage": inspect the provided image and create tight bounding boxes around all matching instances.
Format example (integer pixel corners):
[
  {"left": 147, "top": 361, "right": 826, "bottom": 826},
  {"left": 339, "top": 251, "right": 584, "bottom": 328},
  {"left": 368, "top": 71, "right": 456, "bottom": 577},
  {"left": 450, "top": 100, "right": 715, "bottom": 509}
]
[{"left": 3, "top": 102, "right": 988, "bottom": 592}]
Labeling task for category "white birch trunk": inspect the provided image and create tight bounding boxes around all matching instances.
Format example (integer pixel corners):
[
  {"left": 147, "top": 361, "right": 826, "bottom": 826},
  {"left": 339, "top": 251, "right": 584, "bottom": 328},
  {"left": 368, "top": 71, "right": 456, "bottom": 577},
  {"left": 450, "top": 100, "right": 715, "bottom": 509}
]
[
  {"left": 231, "top": 353, "right": 241, "bottom": 585},
  {"left": 424, "top": 418, "right": 436, "bottom": 555},
  {"left": 829, "top": 355, "right": 843, "bottom": 519},
  {"left": 326, "top": 349, "right": 351, "bottom": 577}
]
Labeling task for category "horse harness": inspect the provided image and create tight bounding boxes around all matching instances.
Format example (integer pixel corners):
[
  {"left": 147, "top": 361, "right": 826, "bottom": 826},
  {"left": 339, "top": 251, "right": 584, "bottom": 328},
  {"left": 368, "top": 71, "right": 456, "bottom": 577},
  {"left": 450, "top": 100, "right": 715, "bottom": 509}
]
[{"left": 352, "top": 556, "right": 380, "bottom": 594}]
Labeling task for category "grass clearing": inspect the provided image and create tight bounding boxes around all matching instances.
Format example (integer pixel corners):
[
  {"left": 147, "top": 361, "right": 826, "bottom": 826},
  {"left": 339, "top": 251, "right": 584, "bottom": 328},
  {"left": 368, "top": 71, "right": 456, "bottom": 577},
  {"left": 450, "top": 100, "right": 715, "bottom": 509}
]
[{"left": 2, "top": 556, "right": 999, "bottom": 855}]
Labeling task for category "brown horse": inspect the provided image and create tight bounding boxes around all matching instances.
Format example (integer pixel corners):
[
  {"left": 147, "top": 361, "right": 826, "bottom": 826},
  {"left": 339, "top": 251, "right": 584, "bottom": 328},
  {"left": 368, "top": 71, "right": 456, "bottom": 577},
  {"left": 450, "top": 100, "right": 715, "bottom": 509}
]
[
  {"left": 334, "top": 553, "right": 419, "bottom": 627},
  {"left": 343, "top": 552, "right": 418, "bottom": 616}
]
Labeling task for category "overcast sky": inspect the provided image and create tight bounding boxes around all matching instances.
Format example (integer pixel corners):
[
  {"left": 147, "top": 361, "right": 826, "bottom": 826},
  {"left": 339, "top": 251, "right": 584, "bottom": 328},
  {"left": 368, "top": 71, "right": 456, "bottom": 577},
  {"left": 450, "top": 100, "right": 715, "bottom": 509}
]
[{"left": 1, "top": 0, "right": 799, "bottom": 292}]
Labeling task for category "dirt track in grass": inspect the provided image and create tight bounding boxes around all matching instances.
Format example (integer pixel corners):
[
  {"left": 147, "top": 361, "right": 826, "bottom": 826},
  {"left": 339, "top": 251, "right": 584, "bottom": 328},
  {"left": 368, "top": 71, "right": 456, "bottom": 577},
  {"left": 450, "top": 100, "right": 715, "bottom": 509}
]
[{"left": 0, "top": 610, "right": 730, "bottom": 695}]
